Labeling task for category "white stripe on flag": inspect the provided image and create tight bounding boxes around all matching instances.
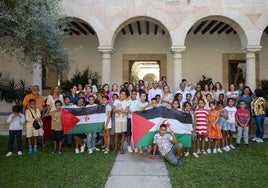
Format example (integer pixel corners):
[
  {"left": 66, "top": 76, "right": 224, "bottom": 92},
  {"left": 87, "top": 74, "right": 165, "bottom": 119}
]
[{"left": 77, "top": 114, "right": 105, "bottom": 124}]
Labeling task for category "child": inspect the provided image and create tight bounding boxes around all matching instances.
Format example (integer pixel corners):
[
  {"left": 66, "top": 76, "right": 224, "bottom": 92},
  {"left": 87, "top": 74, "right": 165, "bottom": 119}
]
[
  {"left": 224, "top": 98, "right": 237, "bottom": 150},
  {"left": 194, "top": 99, "right": 209, "bottom": 155},
  {"left": 155, "top": 94, "right": 162, "bottom": 107},
  {"left": 62, "top": 96, "right": 73, "bottom": 147},
  {"left": 25, "top": 99, "right": 42, "bottom": 154},
  {"left": 136, "top": 92, "right": 150, "bottom": 153},
  {"left": 6, "top": 105, "right": 25, "bottom": 157},
  {"left": 127, "top": 90, "right": 138, "bottom": 153},
  {"left": 110, "top": 93, "right": 119, "bottom": 149},
  {"left": 217, "top": 101, "right": 229, "bottom": 151},
  {"left": 235, "top": 100, "right": 251, "bottom": 149},
  {"left": 102, "top": 95, "right": 112, "bottom": 154},
  {"left": 73, "top": 97, "right": 86, "bottom": 154},
  {"left": 49, "top": 100, "right": 63, "bottom": 154},
  {"left": 86, "top": 95, "right": 99, "bottom": 154},
  {"left": 172, "top": 99, "right": 182, "bottom": 111},
  {"left": 207, "top": 101, "right": 222, "bottom": 154},
  {"left": 152, "top": 124, "right": 183, "bottom": 166},
  {"left": 113, "top": 88, "right": 130, "bottom": 154},
  {"left": 182, "top": 102, "right": 197, "bottom": 157}
]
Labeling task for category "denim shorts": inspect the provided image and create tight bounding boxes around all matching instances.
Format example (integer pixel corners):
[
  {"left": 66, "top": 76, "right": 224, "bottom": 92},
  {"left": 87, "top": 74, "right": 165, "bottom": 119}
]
[
  {"left": 164, "top": 143, "right": 183, "bottom": 166},
  {"left": 52, "top": 130, "right": 63, "bottom": 141},
  {"left": 219, "top": 117, "right": 228, "bottom": 131},
  {"left": 227, "top": 122, "right": 236, "bottom": 132}
]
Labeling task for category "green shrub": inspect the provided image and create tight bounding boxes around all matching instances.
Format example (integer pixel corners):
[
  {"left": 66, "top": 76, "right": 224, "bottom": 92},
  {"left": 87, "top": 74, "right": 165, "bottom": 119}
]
[
  {"left": 61, "top": 68, "right": 101, "bottom": 94},
  {"left": 198, "top": 75, "right": 213, "bottom": 89}
]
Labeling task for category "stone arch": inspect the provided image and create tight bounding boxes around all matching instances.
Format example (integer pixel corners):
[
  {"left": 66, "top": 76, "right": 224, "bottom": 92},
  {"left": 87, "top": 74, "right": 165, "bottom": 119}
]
[
  {"left": 59, "top": 14, "right": 103, "bottom": 46},
  {"left": 110, "top": 15, "right": 172, "bottom": 48},
  {"left": 170, "top": 7, "right": 256, "bottom": 49},
  {"left": 143, "top": 73, "right": 157, "bottom": 84},
  {"left": 256, "top": 14, "right": 268, "bottom": 45}
]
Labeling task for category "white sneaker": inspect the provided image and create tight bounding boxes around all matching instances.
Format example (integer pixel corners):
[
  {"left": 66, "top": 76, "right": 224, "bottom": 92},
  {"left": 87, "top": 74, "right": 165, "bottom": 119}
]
[
  {"left": 251, "top": 137, "right": 258, "bottom": 141},
  {"left": 207, "top": 149, "right": 211, "bottom": 154},
  {"left": 222, "top": 146, "right": 229, "bottom": 152},
  {"left": 88, "top": 149, "right": 93, "bottom": 154},
  {"left": 196, "top": 149, "right": 201, "bottom": 154},
  {"left": 17, "top": 151, "right": 23, "bottom": 156},
  {"left": 202, "top": 150, "right": 207, "bottom": 155},
  {"left": 225, "top": 145, "right": 231, "bottom": 151},
  {"left": 93, "top": 147, "right": 100, "bottom": 151},
  {"left": 139, "top": 148, "right": 143, "bottom": 154},
  {"left": 229, "top": 145, "right": 235, "bottom": 149},
  {"left": 193, "top": 152, "right": 199, "bottom": 158},
  {"left": 256, "top": 138, "right": 264, "bottom": 143},
  {"left": 213, "top": 149, "right": 217, "bottom": 154},
  {"left": 75, "top": 148, "right": 79, "bottom": 154},
  {"left": 184, "top": 152, "right": 190, "bottom": 157},
  {"left": 205, "top": 137, "right": 208, "bottom": 142},
  {"left": 80, "top": 145, "right": 85, "bottom": 153},
  {"left": 147, "top": 146, "right": 151, "bottom": 152},
  {"left": 6, "top": 152, "right": 12, "bottom": 157},
  {"left": 134, "top": 148, "right": 138, "bottom": 153},
  {"left": 217, "top": 148, "right": 222, "bottom": 153},
  {"left": 127, "top": 146, "right": 133, "bottom": 153}
]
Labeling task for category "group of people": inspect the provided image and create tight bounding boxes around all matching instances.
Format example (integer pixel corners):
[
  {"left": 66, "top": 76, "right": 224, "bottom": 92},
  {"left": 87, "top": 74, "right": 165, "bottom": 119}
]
[{"left": 5, "top": 78, "right": 267, "bottom": 166}]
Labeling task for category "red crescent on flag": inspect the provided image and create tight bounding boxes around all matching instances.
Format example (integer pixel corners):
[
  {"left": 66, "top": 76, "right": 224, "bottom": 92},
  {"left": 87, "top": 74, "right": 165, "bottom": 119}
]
[
  {"left": 162, "top": 120, "right": 171, "bottom": 128},
  {"left": 85, "top": 115, "right": 90, "bottom": 122}
]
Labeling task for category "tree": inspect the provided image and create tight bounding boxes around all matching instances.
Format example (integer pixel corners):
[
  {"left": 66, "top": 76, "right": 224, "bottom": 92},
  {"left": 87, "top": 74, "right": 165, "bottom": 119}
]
[{"left": 0, "top": 0, "right": 69, "bottom": 73}]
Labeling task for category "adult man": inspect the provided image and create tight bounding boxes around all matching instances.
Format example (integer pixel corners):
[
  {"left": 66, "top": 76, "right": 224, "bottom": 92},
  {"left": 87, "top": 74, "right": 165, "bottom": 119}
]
[
  {"left": 175, "top": 82, "right": 188, "bottom": 102},
  {"left": 22, "top": 85, "right": 44, "bottom": 114},
  {"left": 148, "top": 81, "right": 162, "bottom": 102}
]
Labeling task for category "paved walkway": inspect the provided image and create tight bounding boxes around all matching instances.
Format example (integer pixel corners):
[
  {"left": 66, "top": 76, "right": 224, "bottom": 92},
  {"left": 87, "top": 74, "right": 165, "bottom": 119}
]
[{"left": 105, "top": 150, "right": 172, "bottom": 188}]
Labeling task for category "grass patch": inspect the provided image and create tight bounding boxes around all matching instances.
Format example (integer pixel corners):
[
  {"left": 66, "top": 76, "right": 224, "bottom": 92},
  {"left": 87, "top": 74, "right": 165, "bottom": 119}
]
[
  {"left": 0, "top": 136, "right": 116, "bottom": 188},
  {"left": 166, "top": 140, "right": 268, "bottom": 188}
]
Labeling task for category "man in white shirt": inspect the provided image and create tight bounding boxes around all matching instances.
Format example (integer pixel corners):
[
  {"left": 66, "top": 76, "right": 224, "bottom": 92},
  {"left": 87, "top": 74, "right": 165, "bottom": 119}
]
[
  {"left": 148, "top": 81, "right": 163, "bottom": 102},
  {"left": 175, "top": 82, "right": 188, "bottom": 102}
]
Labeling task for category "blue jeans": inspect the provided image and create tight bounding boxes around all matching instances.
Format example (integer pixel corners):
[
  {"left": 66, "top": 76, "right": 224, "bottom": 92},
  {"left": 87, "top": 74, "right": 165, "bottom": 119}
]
[
  {"left": 253, "top": 114, "right": 266, "bottom": 139},
  {"left": 87, "top": 132, "right": 96, "bottom": 149}
]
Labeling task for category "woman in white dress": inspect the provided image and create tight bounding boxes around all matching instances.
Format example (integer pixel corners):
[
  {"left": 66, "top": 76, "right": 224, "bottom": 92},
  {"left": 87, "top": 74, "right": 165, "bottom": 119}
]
[{"left": 46, "top": 86, "right": 63, "bottom": 113}]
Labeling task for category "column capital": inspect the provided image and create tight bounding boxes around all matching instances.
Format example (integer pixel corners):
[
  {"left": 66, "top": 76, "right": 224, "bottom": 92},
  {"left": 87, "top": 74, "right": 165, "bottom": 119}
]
[
  {"left": 170, "top": 46, "right": 186, "bottom": 54},
  {"left": 243, "top": 45, "right": 262, "bottom": 53},
  {"left": 98, "top": 46, "right": 114, "bottom": 54}
]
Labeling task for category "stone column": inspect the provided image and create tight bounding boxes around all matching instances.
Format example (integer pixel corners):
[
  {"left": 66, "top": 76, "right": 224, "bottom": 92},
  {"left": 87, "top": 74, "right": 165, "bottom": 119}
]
[
  {"left": 244, "top": 46, "right": 261, "bottom": 91},
  {"left": 32, "top": 57, "right": 42, "bottom": 94},
  {"left": 98, "top": 47, "right": 113, "bottom": 85},
  {"left": 171, "top": 46, "right": 186, "bottom": 92}
]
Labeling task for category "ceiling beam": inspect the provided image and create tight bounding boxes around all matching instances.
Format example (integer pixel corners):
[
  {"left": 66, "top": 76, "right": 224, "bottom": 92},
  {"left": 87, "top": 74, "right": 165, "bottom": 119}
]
[
  {"left": 71, "top": 21, "right": 87, "bottom": 35},
  {"left": 202, "top": 20, "right": 217, "bottom": 34},
  {"left": 226, "top": 27, "right": 234, "bottom": 34},
  {"left": 194, "top": 20, "right": 207, "bottom": 34},
  {"left": 128, "top": 24, "right": 133, "bottom": 35},
  {"left": 154, "top": 24, "right": 158, "bottom": 35},
  {"left": 122, "top": 28, "right": 126, "bottom": 35},
  {"left": 210, "top": 22, "right": 224, "bottom": 34},
  {"left": 146, "top": 21, "right": 149, "bottom": 35},
  {"left": 71, "top": 29, "right": 80, "bottom": 35},
  {"left": 187, "top": 27, "right": 192, "bottom": 35},
  {"left": 80, "top": 22, "right": 95, "bottom": 35},
  {"left": 137, "top": 21, "right": 141, "bottom": 35},
  {"left": 218, "top": 24, "right": 230, "bottom": 34}
]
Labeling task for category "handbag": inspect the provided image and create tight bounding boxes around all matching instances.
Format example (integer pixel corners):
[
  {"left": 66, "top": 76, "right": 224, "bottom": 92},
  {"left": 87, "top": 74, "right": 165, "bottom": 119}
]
[{"left": 29, "top": 110, "right": 41, "bottom": 130}]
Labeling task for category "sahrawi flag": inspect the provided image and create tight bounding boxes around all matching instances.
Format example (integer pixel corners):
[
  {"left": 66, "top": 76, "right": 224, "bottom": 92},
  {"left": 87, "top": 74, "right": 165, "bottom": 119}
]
[
  {"left": 132, "top": 106, "right": 193, "bottom": 147},
  {"left": 62, "top": 105, "right": 105, "bottom": 134}
]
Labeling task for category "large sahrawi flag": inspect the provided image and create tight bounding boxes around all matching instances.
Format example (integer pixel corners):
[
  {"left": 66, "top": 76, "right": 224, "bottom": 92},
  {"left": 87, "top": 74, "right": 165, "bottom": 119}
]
[
  {"left": 62, "top": 106, "right": 105, "bottom": 134},
  {"left": 132, "top": 106, "right": 193, "bottom": 147}
]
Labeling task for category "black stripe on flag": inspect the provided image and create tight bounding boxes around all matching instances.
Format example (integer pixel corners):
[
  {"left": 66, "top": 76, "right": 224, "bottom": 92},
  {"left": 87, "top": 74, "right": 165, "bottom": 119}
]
[
  {"left": 134, "top": 106, "right": 192, "bottom": 124},
  {"left": 64, "top": 105, "right": 105, "bottom": 116}
]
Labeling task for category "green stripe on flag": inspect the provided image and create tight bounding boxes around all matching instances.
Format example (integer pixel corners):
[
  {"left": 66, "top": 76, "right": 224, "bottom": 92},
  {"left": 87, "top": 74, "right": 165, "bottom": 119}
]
[
  {"left": 174, "top": 133, "right": 192, "bottom": 147},
  {"left": 67, "top": 122, "right": 105, "bottom": 134}
]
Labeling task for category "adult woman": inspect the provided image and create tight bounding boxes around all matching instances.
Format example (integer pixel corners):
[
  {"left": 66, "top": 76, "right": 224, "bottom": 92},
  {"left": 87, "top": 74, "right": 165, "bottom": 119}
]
[
  {"left": 85, "top": 78, "right": 98, "bottom": 93},
  {"left": 239, "top": 86, "right": 253, "bottom": 110},
  {"left": 251, "top": 89, "right": 267, "bottom": 143},
  {"left": 161, "top": 85, "right": 173, "bottom": 109},
  {"left": 143, "top": 81, "right": 150, "bottom": 101},
  {"left": 46, "top": 86, "right": 63, "bottom": 113},
  {"left": 226, "top": 84, "right": 239, "bottom": 103},
  {"left": 101, "top": 84, "right": 113, "bottom": 103},
  {"left": 214, "top": 82, "right": 225, "bottom": 101},
  {"left": 201, "top": 84, "right": 212, "bottom": 100}
]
